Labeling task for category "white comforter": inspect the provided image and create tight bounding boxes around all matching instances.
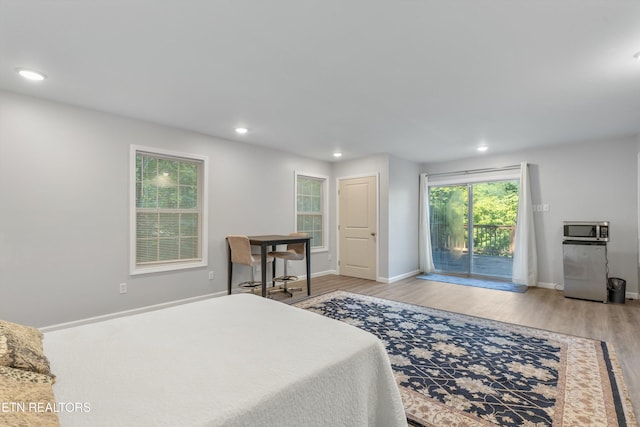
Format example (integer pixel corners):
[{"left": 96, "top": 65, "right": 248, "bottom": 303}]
[{"left": 44, "top": 294, "right": 407, "bottom": 427}]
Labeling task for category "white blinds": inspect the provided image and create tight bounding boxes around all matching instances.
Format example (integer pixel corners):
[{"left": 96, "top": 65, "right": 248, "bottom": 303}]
[{"left": 135, "top": 152, "right": 203, "bottom": 266}]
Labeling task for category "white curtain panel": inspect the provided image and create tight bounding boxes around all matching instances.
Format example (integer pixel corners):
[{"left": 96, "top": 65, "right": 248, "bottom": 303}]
[
  {"left": 512, "top": 162, "right": 538, "bottom": 286},
  {"left": 419, "top": 174, "right": 436, "bottom": 273}
]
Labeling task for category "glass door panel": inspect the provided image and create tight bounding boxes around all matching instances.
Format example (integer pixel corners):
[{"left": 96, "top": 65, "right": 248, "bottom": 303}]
[
  {"left": 429, "top": 185, "right": 469, "bottom": 275},
  {"left": 470, "top": 180, "right": 518, "bottom": 279}
]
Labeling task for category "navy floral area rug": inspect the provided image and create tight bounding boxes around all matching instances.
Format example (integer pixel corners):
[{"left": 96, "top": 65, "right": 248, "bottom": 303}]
[{"left": 295, "top": 291, "right": 637, "bottom": 427}]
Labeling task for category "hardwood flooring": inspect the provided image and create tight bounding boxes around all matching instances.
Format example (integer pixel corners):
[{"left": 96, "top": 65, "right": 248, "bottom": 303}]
[{"left": 281, "top": 274, "right": 640, "bottom": 421}]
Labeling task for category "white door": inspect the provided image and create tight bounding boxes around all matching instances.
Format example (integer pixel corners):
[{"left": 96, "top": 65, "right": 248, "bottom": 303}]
[{"left": 338, "top": 176, "right": 377, "bottom": 280}]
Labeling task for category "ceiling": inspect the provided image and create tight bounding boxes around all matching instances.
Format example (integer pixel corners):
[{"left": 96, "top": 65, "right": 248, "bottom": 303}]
[{"left": 1, "top": 1, "right": 640, "bottom": 163}]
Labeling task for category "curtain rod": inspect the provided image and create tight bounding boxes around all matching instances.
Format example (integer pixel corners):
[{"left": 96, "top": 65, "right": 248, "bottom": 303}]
[{"left": 426, "top": 164, "right": 521, "bottom": 178}]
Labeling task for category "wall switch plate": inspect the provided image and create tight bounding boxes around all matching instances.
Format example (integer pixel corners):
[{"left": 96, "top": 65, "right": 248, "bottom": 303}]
[
  {"left": 543, "top": 204, "right": 549, "bottom": 212},
  {"left": 208, "top": 271, "right": 215, "bottom": 280},
  {"left": 119, "top": 283, "right": 127, "bottom": 294}
]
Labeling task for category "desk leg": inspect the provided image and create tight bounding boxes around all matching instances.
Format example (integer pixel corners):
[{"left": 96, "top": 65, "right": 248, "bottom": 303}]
[
  {"left": 306, "top": 239, "right": 311, "bottom": 296},
  {"left": 227, "top": 240, "right": 232, "bottom": 295},
  {"left": 261, "top": 243, "right": 267, "bottom": 297},
  {"left": 271, "top": 244, "right": 277, "bottom": 286}
]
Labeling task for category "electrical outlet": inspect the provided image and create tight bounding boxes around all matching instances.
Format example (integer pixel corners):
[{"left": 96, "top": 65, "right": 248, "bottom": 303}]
[
  {"left": 208, "top": 271, "right": 215, "bottom": 280},
  {"left": 119, "top": 283, "right": 127, "bottom": 294}
]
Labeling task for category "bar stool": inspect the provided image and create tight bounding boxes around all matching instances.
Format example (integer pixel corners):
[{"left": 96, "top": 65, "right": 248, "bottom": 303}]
[
  {"left": 227, "top": 235, "right": 273, "bottom": 294},
  {"left": 268, "top": 232, "right": 307, "bottom": 297}
]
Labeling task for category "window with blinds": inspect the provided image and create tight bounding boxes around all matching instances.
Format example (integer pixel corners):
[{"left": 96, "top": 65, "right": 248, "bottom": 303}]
[
  {"left": 131, "top": 147, "right": 208, "bottom": 274},
  {"left": 295, "top": 173, "right": 327, "bottom": 251}
]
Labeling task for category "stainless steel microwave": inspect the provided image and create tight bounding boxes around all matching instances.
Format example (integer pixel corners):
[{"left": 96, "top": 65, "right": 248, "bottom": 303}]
[{"left": 563, "top": 221, "right": 609, "bottom": 242}]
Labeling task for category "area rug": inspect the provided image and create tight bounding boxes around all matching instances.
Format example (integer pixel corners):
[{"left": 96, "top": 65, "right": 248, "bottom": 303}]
[
  {"left": 294, "top": 291, "right": 637, "bottom": 427},
  {"left": 417, "top": 273, "right": 528, "bottom": 293}
]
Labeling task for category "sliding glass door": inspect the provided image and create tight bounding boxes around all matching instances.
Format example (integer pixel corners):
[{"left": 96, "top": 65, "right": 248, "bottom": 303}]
[
  {"left": 429, "top": 180, "right": 518, "bottom": 279},
  {"left": 429, "top": 185, "right": 469, "bottom": 275}
]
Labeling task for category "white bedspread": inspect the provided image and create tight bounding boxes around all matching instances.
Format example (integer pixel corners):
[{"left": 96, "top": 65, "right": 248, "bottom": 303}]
[{"left": 44, "top": 294, "right": 407, "bottom": 427}]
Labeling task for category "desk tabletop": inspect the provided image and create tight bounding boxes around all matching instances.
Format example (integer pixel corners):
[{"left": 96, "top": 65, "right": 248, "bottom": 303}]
[{"left": 248, "top": 235, "right": 311, "bottom": 244}]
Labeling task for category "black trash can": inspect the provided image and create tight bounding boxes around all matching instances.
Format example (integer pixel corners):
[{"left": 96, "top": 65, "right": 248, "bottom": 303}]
[{"left": 608, "top": 277, "right": 626, "bottom": 304}]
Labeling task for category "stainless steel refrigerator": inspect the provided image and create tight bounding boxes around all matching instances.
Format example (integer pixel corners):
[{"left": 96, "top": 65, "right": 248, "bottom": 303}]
[{"left": 562, "top": 241, "right": 608, "bottom": 303}]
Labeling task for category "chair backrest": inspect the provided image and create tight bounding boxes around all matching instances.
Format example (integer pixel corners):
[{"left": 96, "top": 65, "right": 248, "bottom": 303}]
[
  {"left": 287, "top": 232, "right": 307, "bottom": 255},
  {"left": 227, "top": 235, "right": 253, "bottom": 266}
]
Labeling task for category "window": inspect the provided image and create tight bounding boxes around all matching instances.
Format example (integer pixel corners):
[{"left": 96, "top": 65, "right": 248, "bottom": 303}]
[
  {"left": 130, "top": 146, "right": 208, "bottom": 274},
  {"left": 295, "top": 172, "right": 327, "bottom": 251}
]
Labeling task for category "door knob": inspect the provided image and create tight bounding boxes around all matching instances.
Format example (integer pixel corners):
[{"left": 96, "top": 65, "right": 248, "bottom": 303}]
[{"left": 370, "top": 232, "right": 376, "bottom": 236}]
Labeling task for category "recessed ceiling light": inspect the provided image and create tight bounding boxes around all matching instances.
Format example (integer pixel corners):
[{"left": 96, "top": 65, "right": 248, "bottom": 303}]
[
  {"left": 235, "top": 127, "right": 248, "bottom": 135},
  {"left": 634, "top": 51, "right": 640, "bottom": 60},
  {"left": 477, "top": 146, "right": 488, "bottom": 152},
  {"left": 333, "top": 152, "right": 343, "bottom": 158},
  {"left": 16, "top": 68, "right": 47, "bottom": 81}
]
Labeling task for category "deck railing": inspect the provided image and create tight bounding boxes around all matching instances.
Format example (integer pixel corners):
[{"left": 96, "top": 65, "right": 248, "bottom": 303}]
[{"left": 430, "top": 223, "right": 515, "bottom": 257}]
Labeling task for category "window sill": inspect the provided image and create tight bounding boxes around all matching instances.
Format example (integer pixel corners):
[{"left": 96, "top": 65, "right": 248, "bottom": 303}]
[{"left": 130, "top": 260, "right": 207, "bottom": 276}]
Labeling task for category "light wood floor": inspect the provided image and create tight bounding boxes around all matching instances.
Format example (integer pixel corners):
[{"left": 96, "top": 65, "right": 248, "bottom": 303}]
[{"left": 281, "top": 274, "right": 640, "bottom": 420}]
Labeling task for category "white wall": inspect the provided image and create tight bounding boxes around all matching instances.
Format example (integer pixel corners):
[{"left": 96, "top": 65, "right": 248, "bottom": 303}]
[
  {"left": 6, "top": 89, "right": 633, "bottom": 327},
  {"left": 332, "top": 154, "right": 422, "bottom": 282},
  {"left": 333, "top": 154, "right": 390, "bottom": 279},
  {"left": 422, "top": 136, "right": 639, "bottom": 296},
  {"left": 388, "top": 156, "right": 421, "bottom": 281},
  {"left": 0, "top": 91, "right": 333, "bottom": 326}
]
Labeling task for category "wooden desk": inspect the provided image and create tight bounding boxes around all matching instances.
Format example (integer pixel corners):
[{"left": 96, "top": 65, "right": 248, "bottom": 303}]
[{"left": 227, "top": 235, "right": 311, "bottom": 297}]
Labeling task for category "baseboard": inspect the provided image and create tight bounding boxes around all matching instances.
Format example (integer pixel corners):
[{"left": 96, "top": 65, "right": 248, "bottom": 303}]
[
  {"left": 311, "top": 269, "right": 338, "bottom": 278},
  {"left": 292, "top": 269, "right": 337, "bottom": 282},
  {"left": 378, "top": 270, "right": 422, "bottom": 284},
  {"left": 536, "top": 281, "right": 562, "bottom": 291},
  {"left": 40, "top": 292, "right": 225, "bottom": 332}
]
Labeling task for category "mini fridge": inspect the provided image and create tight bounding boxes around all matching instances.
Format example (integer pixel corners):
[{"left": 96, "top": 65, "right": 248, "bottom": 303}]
[{"left": 562, "top": 240, "right": 608, "bottom": 303}]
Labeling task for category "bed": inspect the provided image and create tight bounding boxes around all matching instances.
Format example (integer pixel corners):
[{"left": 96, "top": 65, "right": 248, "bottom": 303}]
[{"left": 38, "top": 294, "right": 407, "bottom": 426}]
